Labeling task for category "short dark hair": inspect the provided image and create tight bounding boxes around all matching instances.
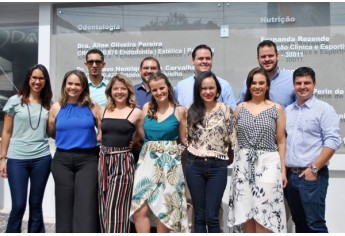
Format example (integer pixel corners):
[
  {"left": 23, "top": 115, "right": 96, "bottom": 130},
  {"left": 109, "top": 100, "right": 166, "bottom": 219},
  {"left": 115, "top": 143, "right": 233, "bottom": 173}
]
[
  {"left": 86, "top": 48, "right": 104, "bottom": 61},
  {"left": 257, "top": 40, "right": 278, "bottom": 55},
  {"left": 140, "top": 56, "right": 161, "bottom": 71},
  {"left": 192, "top": 44, "right": 213, "bottom": 59},
  {"left": 293, "top": 67, "right": 316, "bottom": 83}
]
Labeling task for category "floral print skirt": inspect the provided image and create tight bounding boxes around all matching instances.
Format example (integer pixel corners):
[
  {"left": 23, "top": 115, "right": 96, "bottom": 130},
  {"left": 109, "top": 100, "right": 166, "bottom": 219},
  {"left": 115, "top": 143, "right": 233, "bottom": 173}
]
[
  {"left": 227, "top": 148, "right": 287, "bottom": 232},
  {"left": 130, "top": 140, "right": 189, "bottom": 232}
]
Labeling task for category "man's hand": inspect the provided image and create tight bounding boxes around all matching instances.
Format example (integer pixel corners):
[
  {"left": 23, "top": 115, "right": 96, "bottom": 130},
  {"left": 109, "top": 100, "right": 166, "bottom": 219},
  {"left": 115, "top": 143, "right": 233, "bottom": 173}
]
[{"left": 299, "top": 167, "right": 317, "bottom": 181}]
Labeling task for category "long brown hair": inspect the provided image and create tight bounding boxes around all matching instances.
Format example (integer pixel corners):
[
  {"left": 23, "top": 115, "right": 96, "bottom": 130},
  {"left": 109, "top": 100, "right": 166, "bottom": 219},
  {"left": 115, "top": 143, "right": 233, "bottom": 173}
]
[
  {"left": 58, "top": 70, "right": 92, "bottom": 107},
  {"left": 244, "top": 67, "right": 270, "bottom": 102},
  {"left": 147, "top": 72, "right": 176, "bottom": 119},
  {"left": 18, "top": 64, "right": 53, "bottom": 109}
]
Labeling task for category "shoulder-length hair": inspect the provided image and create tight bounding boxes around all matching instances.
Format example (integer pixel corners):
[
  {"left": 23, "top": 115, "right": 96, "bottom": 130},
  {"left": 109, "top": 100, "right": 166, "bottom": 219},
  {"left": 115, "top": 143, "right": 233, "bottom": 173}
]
[
  {"left": 244, "top": 67, "right": 270, "bottom": 101},
  {"left": 187, "top": 71, "right": 221, "bottom": 129},
  {"left": 18, "top": 64, "right": 53, "bottom": 109},
  {"left": 105, "top": 74, "right": 136, "bottom": 110},
  {"left": 147, "top": 72, "right": 176, "bottom": 119},
  {"left": 58, "top": 70, "right": 92, "bottom": 107}
]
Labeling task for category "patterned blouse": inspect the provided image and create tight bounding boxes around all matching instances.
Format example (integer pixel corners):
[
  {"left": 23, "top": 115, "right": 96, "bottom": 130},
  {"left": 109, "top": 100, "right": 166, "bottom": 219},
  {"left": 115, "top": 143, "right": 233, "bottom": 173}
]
[{"left": 186, "top": 102, "right": 236, "bottom": 160}]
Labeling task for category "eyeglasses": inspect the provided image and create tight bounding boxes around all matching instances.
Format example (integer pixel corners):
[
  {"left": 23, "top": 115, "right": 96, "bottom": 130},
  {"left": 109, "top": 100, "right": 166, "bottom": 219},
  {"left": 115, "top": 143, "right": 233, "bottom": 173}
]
[
  {"left": 30, "top": 76, "right": 46, "bottom": 82},
  {"left": 86, "top": 60, "right": 103, "bottom": 65}
]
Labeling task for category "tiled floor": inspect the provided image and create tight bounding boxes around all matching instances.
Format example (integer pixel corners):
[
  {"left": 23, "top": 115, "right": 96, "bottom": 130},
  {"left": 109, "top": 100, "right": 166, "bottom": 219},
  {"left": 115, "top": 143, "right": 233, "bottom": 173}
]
[{"left": 0, "top": 212, "right": 55, "bottom": 233}]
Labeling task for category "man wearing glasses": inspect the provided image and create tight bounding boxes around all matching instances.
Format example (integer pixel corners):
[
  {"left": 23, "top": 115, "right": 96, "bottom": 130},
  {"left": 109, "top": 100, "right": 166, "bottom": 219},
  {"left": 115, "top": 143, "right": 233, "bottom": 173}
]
[{"left": 85, "top": 48, "right": 108, "bottom": 108}]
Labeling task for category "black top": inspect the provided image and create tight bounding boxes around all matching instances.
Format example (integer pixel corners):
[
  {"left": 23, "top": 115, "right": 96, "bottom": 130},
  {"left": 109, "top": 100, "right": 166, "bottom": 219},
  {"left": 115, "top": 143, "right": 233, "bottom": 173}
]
[{"left": 101, "top": 108, "right": 136, "bottom": 147}]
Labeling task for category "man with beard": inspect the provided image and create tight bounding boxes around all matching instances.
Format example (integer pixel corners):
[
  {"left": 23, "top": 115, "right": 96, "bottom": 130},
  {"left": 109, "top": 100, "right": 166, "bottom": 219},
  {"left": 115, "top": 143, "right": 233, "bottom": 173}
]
[
  {"left": 134, "top": 56, "right": 161, "bottom": 109},
  {"left": 237, "top": 40, "right": 296, "bottom": 108},
  {"left": 85, "top": 48, "right": 108, "bottom": 108}
]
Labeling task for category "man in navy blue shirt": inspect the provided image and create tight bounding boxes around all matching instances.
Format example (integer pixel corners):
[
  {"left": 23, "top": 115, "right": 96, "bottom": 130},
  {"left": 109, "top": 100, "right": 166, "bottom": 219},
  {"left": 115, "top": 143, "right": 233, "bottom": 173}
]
[{"left": 134, "top": 57, "right": 161, "bottom": 109}]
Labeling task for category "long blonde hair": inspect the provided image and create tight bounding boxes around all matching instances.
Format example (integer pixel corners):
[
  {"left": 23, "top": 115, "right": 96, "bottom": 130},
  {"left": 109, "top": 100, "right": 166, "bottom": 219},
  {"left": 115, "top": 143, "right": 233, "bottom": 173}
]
[{"left": 105, "top": 74, "right": 136, "bottom": 111}]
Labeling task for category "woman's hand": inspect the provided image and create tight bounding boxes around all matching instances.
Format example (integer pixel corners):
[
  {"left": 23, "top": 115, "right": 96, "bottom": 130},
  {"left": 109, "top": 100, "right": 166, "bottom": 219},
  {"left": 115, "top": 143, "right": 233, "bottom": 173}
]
[
  {"left": 281, "top": 169, "right": 288, "bottom": 188},
  {"left": 0, "top": 159, "right": 7, "bottom": 178}
]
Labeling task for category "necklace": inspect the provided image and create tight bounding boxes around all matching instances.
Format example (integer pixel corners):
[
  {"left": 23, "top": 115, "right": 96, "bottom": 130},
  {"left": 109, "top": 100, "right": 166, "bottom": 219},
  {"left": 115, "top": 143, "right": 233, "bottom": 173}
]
[{"left": 27, "top": 103, "right": 43, "bottom": 130}]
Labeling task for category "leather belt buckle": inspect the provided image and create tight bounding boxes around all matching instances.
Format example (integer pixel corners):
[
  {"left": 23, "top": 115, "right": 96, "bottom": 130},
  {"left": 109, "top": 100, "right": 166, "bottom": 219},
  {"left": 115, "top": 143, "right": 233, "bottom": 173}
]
[{"left": 288, "top": 167, "right": 307, "bottom": 174}]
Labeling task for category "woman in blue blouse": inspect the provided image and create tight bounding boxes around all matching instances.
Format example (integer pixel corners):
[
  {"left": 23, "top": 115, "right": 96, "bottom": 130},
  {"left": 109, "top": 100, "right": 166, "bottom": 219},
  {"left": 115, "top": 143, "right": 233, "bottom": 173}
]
[
  {"left": 0, "top": 64, "right": 53, "bottom": 232},
  {"left": 48, "top": 70, "right": 101, "bottom": 232}
]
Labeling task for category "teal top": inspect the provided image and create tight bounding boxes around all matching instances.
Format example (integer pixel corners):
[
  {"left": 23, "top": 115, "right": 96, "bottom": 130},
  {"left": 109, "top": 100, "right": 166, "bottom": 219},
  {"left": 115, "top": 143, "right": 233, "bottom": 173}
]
[
  {"left": 88, "top": 77, "right": 108, "bottom": 108},
  {"left": 143, "top": 108, "right": 179, "bottom": 142},
  {"left": 3, "top": 95, "right": 50, "bottom": 159}
]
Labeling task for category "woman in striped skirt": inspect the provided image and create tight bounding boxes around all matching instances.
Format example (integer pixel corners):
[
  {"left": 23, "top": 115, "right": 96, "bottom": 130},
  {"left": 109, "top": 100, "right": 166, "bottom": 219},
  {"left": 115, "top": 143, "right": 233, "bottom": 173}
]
[{"left": 98, "top": 74, "right": 144, "bottom": 232}]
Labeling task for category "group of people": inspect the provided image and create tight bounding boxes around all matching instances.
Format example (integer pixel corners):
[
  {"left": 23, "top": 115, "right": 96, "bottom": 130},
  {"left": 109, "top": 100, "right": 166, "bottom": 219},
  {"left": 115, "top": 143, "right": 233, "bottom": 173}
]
[{"left": 0, "top": 41, "right": 341, "bottom": 234}]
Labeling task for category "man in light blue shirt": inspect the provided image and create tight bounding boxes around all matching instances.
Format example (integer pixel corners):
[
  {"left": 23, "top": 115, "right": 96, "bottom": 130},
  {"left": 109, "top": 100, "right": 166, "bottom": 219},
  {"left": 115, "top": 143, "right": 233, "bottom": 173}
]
[
  {"left": 237, "top": 40, "right": 296, "bottom": 108},
  {"left": 284, "top": 67, "right": 341, "bottom": 233},
  {"left": 85, "top": 48, "right": 108, "bottom": 108},
  {"left": 175, "top": 44, "right": 236, "bottom": 110}
]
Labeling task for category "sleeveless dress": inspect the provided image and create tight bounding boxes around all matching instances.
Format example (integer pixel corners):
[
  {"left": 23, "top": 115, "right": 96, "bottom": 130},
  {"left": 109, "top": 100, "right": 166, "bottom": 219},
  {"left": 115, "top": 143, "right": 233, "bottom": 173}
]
[
  {"left": 130, "top": 107, "right": 189, "bottom": 232},
  {"left": 98, "top": 108, "right": 136, "bottom": 233},
  {"left": 227, "top": 105, "right": 286, "bottom": 233}
]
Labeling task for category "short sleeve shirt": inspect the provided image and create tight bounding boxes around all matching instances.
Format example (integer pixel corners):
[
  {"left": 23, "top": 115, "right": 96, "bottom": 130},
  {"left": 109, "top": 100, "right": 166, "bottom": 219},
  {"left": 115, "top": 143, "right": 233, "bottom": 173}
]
[{"left": 3, "top": 95, "right": 50, "bottom": 159}]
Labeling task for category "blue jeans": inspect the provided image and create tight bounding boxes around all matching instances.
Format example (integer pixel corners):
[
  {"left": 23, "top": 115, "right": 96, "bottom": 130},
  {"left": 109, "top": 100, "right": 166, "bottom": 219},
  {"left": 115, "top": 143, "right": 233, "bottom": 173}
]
[
  {"left": 6, "top": 154, "right": 52, "bottom": 233},
  {"left": 284, "top": 166, "right": 329, "bottom": 233},
  {"left": 185, "top": 153, "right": 228, "bottom": 233}
]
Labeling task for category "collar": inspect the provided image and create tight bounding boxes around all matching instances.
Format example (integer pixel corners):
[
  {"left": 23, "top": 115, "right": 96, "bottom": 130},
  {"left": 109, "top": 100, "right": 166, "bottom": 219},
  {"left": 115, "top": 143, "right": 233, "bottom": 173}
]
[
  {"left": 193, "top": 73, "right": 198, "bottom": 80},
  {"left": 270, "top": 68, "right": 281, "bottom": 81},
  {"left": 88, "top": 77, "right": 106, "bottom": 87},
  {"left": 136, "top": 82, "right": 150, "bottom": 92},
  {"left": 293, "top": 95, "right": 315, "bottom": 109}
]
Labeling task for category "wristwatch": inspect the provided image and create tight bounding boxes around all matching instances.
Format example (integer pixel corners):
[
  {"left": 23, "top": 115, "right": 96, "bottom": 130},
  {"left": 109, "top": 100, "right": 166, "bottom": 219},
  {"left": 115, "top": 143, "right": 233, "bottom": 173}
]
[{"left": 310, "top": 165, "right": 318, "bottom": 174}]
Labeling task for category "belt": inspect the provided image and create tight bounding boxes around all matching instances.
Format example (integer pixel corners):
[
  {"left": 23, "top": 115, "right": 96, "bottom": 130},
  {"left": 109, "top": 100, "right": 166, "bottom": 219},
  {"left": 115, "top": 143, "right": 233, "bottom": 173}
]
[
  {"left": 108, "top": 149, "right": 131, "bottom": 154},
  {"left": 287, "top": 166, "right": 308, "bottom": 174},
  {"left": 189, "top": 154, "right": 214, "bottom": 161},
  {"left": 196, "top": 156, "right": 214, "bottom": 161}
]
